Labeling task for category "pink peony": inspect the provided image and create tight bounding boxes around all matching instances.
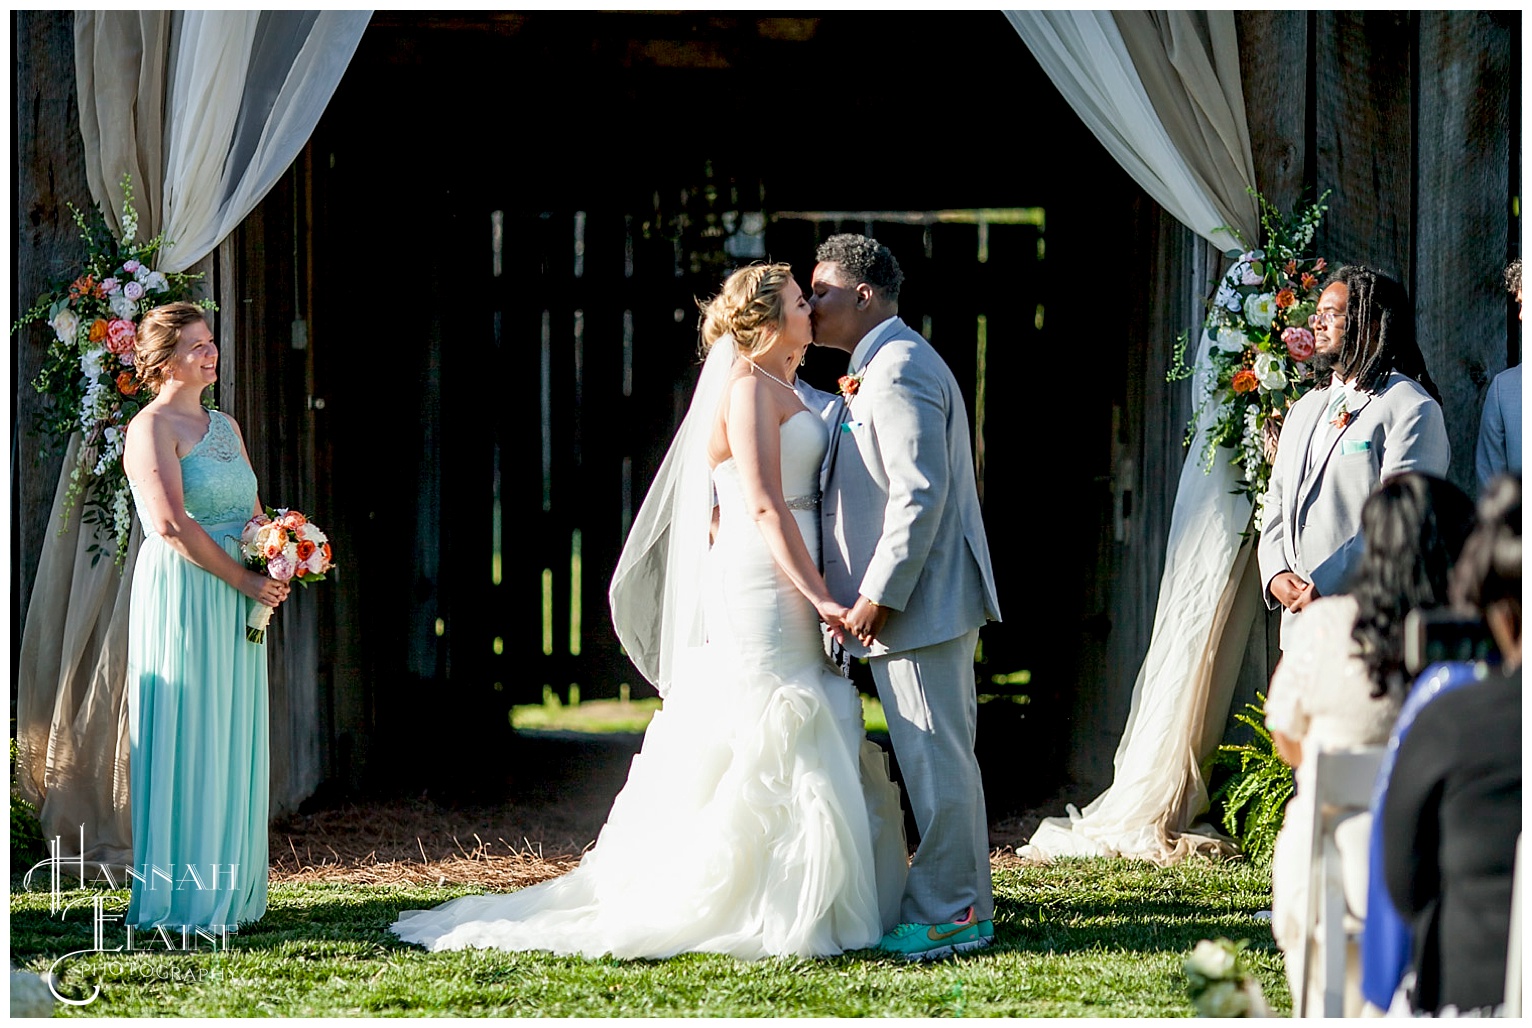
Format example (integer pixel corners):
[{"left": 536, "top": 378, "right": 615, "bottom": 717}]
[
  {"left": 121, "top": 259, "right": 141, "bottom": 274},
  {"left": 300, "top": 550, "right": 328, "bottom": 577},
  {"left": 266, "top": 554, "right": 296, "bottom": 582},
  {"left": 123, "top": 281, "right": 145, "bottom": 301},
  {"left": 1281, "top": 326, "right": 1316, "bottom": 360},
  {"left": 101, "top": 277, "right": 121, "bottom": 294},
  {"left": 241, "top": 513, "right": 272, "bottom": 545},
  {"left": 104, "top": 318, "right": 137, "bottom": 354}
]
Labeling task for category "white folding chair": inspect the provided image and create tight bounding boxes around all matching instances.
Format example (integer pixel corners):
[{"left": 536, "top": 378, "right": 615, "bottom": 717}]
[
  {"left": 1504, "top": 834, "right": 1523, "bottom": 1016},
  {"left": 1297, "top": 745, "right": 1386, "bottom": 1018}
]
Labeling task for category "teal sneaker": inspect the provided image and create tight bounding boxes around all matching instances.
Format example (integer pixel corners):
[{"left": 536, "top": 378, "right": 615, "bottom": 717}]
[{"left": 877, "top": 907, "right": 992, "bottom": 961}]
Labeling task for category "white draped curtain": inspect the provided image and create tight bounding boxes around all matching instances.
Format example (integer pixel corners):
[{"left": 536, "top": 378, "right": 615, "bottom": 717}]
[
  {"left": 15, "top": 10, "right": 370, "bottom": 868},
  {"left": 1006, "top": 11, "right": 1269, "bottom": 863}
]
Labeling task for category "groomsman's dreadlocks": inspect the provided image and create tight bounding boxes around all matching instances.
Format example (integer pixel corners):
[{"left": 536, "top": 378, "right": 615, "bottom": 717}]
[{"left": 1327, "top": 265, "right": 1441, "bottom": 402}]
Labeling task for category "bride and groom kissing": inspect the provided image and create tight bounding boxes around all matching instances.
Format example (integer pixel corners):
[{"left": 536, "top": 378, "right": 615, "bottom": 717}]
[{"left": 392, "top": 234, "right": 1003, "bottom": 964}]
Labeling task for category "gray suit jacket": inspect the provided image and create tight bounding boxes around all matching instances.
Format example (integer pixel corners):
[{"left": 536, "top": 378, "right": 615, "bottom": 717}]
[
  {"left": 819, "top": 319, "right": 1001, "bottom": 656},
  {"left": 1258, "top": 371, "right": 1450, "bottom": 636}
]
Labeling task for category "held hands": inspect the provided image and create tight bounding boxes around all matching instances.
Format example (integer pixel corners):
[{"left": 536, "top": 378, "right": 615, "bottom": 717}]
[
  {"left": 843, "top": 595, "right": 891, "bottom": 648},
  {"left": 241, "top": 571, "right": 291, "bottom": 608},
  {"left": 815, "top": 599, "right": 851, "bottom": 645}
]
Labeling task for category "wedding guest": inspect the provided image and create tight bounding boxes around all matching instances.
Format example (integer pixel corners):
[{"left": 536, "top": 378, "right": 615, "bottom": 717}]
[
  {"left": 1258, "top": 266, "right": 1449, "bottom": 645},
  {"left": 1379, "top": 476, "right": 1521, "bottom": 1015},
  {"left": 1474, "top": 259, "right": 1522, "bottom": 491},
  {"left": 122, "top": 302, "right": 287, "bottom": 929},
  {"left": 1264, "top": 473, "right": 1475, "bottom": 1015}
]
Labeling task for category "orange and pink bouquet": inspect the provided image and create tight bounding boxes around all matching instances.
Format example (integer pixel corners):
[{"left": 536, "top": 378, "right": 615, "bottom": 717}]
[{"left": 240, "top": 507, "right": 334, "bottom": 642}]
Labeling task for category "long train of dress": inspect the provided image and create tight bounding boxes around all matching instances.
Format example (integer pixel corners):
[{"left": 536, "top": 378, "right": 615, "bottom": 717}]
[{"left": 391, "top": 411, "right": 906, "bottom": 958}]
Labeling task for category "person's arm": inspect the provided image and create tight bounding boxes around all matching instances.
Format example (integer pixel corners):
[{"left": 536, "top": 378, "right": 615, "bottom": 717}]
[
  {"left": 725, "top": 377, "right": 846, "bottom": 629},
  {"left": 1310, "top": 396, "right": 1450, "bottom": 598},
  {"left": 123, "top": 413, "right": 288, "bottom": 607},
  {"left": 1258, "top": 418, "right": 1300, "bottom": 609},
  {"left": 1475, "top": 375, "right": 1507, "bottom": 492}
]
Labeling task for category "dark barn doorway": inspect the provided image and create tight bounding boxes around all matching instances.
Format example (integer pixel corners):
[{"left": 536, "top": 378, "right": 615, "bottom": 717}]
[{"left": 300, "top": 13, "right": 1150, "bottom": 807}]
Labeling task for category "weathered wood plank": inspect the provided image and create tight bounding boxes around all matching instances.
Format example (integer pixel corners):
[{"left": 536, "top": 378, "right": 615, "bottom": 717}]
[
  {"left": 1415, "top": 11, "right": 1516, "bottom": 496},
  {"left": 1236, "top": 12, "right": 1309, "bottom": 213},
  {"left": 1313, "top": 11, "right": 1414, "bottom": 279},
  {"left": 13, "top": 11, "right": 92, "bottom": 632}
]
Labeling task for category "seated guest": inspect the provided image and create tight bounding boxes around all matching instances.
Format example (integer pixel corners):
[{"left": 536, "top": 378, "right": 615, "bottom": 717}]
[
  {"left": 1475, "top": 260, "right": 1522, "bottom": 491},
  {"left": 1265, "top": 473, "right": 1475, "bottom": 1015},
  {"left": 1381, "top": 476, "right": 1522, "bottom": 1015}
]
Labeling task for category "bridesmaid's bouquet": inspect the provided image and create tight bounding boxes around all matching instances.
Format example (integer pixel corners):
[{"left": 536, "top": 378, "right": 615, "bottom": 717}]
[{"left": 240, "top": 507, "right": 334, "bottom": 643}]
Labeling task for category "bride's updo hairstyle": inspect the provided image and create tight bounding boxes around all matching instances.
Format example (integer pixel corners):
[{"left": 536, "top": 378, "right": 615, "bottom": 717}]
[
  {"left": 699, "top": 263, "right": 793, "bottom": 358},
  {"left": 135, "top": 301, "right": 211, "bottom": 394}
]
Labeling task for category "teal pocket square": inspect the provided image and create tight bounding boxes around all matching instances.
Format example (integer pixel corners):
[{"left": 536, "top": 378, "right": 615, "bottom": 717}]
[{"left": 1341, "top": 439, "right": 1372, "bottom": 455}]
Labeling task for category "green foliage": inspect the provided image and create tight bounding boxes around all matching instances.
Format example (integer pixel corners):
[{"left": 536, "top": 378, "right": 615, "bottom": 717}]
[
  {"left": 10, "top": 858, "right": 1288, "bottom": 1016},
  {"left": 1208, "top": 694, "right": 1294, "bottom": 865}
]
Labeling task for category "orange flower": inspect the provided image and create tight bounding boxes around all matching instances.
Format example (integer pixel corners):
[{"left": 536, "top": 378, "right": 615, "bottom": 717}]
[
  {"left": 69, "top": 275, "right": 97, "bottom": 300},
  {"left": 1300, "top": 272, "right": 1318, "bottom": 291},
  {"left": 277, "top": 509, "right": 307, "bottom": 530},
  {"left": 1275, "top": 288, "right": 1297, "bottom": 309},
  {"left": 321, "top": 542, "right": 333, "bottom": 564},
  {"left": 116, "top": 371, "right": 139, "bottom": 396},
  {"left": 1283, "top": 259, "right": 1298, "bottom": 277},
  {"left": 296, "top": 539, "right": 317, "bottom": 561},
  {"left": 837, "top": 374, "right": 862, "bottom": 397},
  {"left": 1314, "top": 257, "right": 1327, "bottom": 273},
  {"left": 1232, "top": 369, "right": 1259, "bottom": 394},
  {"left": 88, "top": 319, "right": 109, "bottom": 343}
]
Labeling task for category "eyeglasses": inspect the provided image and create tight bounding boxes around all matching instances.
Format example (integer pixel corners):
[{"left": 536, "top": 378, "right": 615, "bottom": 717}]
[{"left": 1308, "top": 311, "right": 1348, "bottom": 329}]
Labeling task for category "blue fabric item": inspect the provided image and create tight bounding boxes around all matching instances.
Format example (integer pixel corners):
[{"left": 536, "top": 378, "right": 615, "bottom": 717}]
[
  {"left": 126, "top": 410, "right": 269, "bottom": 930},
  {"left": 1360, "top": 660, "right": 1489, "bottom": 1009}
]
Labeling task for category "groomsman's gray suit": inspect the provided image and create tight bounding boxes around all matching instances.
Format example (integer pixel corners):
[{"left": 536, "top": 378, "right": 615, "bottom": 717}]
[
  {"left": 1474, "top": 363, "right": 1522, "bottom": 491},
  {"left": 1258, "top": 371, "right": 1450, "bottom": 641},
  {"left": 818, "top": 317, "right": 1001, "bottom": 927}
]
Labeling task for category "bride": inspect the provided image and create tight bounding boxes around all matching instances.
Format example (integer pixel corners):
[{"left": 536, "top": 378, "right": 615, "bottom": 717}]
[{"left": 391, "top": 264, "right": 907, "bottom": 959}]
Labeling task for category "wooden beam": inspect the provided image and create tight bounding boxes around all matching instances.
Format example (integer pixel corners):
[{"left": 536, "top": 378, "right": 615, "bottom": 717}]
[{"left": 1236, "top": 12, "right": 1310, "bottom": 212}]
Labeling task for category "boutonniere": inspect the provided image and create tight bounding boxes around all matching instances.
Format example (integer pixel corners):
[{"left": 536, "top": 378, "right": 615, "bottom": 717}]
[
  {"left": 1329, "top": 401, "right": 1353, "bottom": 431},
  {"left": 837, "top": 372, "right": 863, "bottom": 398}
]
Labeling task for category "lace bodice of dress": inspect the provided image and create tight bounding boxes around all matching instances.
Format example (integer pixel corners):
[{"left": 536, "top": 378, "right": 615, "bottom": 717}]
[
  {"left": 130, "top": 409, "right": 257, "bottom": 533},
  {"left": 711, "top": 409, "right": 826, "bottom": 512}
]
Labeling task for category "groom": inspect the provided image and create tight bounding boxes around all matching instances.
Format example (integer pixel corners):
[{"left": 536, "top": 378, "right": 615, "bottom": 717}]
[{"left": 808, "top": 234, "right": 1002, "bottom": 960}]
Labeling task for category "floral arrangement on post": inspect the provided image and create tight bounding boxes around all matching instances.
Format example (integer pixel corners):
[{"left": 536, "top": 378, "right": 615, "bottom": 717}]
[
  {"left": 241, "top": 507, "right": 334, "bottom": 643},
  {"left": 13, "top": 175, "right": 213, "bottom": 567},
  {"left": 1183, "top": 937, "right": 1270, "bottom": 1017},
  {"left": 1170, "top": 190, "right": 1331, "bottom": 530}
]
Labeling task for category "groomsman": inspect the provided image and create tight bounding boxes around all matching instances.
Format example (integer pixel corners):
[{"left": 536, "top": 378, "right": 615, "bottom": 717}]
[
  {"left": 808, "top": 234, "right": 1002, "bottom": 960},
  {"left": 1258, "top": 265, "right": 1450, "bottom": 642},
  {"left": 1475, "top": 259, "right": 1521, "bottom": 491}
]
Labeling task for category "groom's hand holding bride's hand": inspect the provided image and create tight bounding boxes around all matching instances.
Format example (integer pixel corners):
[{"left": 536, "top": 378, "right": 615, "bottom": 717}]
[{"left": 844, "top": 596, "right": 890, "bottom": 648}]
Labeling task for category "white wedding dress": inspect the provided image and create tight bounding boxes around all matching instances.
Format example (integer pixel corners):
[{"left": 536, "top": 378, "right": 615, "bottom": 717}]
[{"left": 391, "top": 410, "right": 907, "bottom": 959}]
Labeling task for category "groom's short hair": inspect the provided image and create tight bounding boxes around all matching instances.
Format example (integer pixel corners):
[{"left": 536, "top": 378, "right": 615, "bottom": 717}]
[{"left": 816, "top": 234, "right": 903, "bottom": 304}]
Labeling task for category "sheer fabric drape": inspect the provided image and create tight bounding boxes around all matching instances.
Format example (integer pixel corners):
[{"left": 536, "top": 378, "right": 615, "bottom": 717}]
[
  {"left": 15, "top": 10, "right": 369, "bottom": 869},
  {"left": 1006, "top": 10, "right": 1266, "bottom": 863}
]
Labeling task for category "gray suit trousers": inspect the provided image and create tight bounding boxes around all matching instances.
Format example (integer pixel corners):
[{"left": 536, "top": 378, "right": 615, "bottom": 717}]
[{"left": 869, "top": 627, "right": 993, "bottom": 925}]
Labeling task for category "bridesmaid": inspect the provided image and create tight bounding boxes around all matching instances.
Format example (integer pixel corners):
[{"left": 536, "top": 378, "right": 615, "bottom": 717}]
[{"left": 121, "top": 302, "right": 289, "bottom": 929}]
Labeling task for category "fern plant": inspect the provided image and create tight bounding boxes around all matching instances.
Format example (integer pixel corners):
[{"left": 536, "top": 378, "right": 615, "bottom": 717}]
[{"left": 1208, "top": 693, "right": 1294, "bottom": 864}]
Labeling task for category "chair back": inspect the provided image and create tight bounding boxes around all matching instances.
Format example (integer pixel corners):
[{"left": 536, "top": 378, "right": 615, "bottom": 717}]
[{"left": 1298, "top": 745, "right": 1386, "bottom": 1018}]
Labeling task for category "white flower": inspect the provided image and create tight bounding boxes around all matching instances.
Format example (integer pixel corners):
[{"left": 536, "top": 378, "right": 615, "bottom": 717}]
[
  {"left": 110, "top": 294, "right": 138, "bottom": 320},
  {"left": 1194, "top": 980, "right": 1250, "bottom": 1018},
  {"left": 1254, "top": 351, "right": 1288, "bottom": 391},
  {"left": 1246, "top": 293, "right": 1277, "bottom": 328},
  {"left": 296, "top": 522, "right": 328, "bottom": 545},
  {"left": 1215, "top": 282, "right": 1243, "bottom": 313},
  {"left": 1241, "top": 266, "right": 1263, "bottom": 286},
  {"left": 1186, "top": 939, "right": 1238, "bottom": 980},
  {"left": 144, "top": 271, "right": 169, "bottom": 293},
  {"left": 282, "top": 540, "right": 299, "bottom": 564},
  {"left": 51, "top": 309, "right": 80, "bottom": 345},
  {"left": 133, "top": 263, "right": 152, "bottom": 283},
  {"left": 80, "top": 346, "right": 106, "bottom": 379},
  {"left": 1213, "top": 326, "right": 1245, "bottom": 353}
]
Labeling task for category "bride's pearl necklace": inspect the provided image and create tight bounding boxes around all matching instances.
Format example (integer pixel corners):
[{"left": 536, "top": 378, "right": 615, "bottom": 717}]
[{"left": 746, "top": 359, "right": 797, "bottom": 394}]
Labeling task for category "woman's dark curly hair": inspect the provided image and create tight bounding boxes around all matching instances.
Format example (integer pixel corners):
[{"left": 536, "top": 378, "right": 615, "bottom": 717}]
[
  {"left": 1448, "top": 475, "right": 1521, "bottom": 642},
  {"left": 1325, "top": 265, "right": 1441, "bottom": 402},
  {"left": 1350, "top": 473, "right": 1476, "bottom": 697}
]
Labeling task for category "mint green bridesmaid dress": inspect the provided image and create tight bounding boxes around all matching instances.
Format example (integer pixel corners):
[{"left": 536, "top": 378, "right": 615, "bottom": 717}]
[{"left": 126, "top": 409, "right": 269, "bottom": 929}]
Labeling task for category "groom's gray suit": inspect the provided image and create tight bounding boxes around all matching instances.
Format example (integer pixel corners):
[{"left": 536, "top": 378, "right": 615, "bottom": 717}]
[
  {"left": 1258, "top": 371, "right": 1449, "bottom": 641},
  {"left": 818, "top": 317, "right": 1001, "bottom": 927}
]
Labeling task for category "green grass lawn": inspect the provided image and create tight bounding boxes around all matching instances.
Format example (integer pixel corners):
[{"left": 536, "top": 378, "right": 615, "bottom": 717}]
[{"left": 11, "top": 857, "right": 1287, "bottom": 1017}]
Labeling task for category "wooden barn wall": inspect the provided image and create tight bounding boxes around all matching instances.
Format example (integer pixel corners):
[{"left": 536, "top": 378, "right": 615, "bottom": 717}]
[{"left": 12, "top": 10, "right": 90, "bottom": 645}]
